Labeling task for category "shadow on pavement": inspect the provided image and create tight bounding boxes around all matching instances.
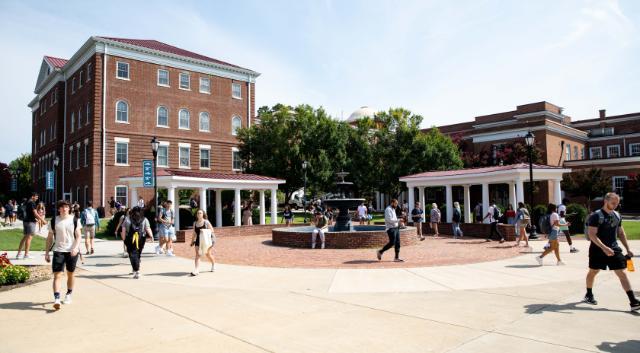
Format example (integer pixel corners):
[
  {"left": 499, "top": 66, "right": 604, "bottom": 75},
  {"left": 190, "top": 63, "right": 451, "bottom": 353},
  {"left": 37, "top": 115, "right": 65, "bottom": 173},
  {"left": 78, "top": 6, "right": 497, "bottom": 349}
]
[
  {"left": 597, "top": 340, "right": 640, "bottom": 353},
  {"left": 145, "top": 272, "right": 190, "bottom": 277},
  {"left": 343, "top": 260, "right": 380, "bottom": 265},
  {"left": 524, "top": 302, "right": 640, "bottom": 315},
  {"left": 505, "top": 264, "right": 542, "bottom": 269},
  {"left": 0, "top": 301, "right": 56, "bottom": 313},
  {"left": 446, "top": 241, "right": 489, "bottom": 245}
]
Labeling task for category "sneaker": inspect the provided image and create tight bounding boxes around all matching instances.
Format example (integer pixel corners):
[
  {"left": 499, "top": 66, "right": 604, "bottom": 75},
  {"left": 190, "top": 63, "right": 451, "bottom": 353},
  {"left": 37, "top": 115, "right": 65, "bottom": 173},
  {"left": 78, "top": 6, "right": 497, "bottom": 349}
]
[
  {"left": 570, "top": 247, "right": 579, "bottom": 253},
  {"left": 122, "top": 251, "right": 128, "bottom": 258},
  {"left": 583, "top": 295, "right": 598, "bottom": 305},
  {"left": 536, "top": 256, "right": 543, "bottom": 266},
  {"left": 15, "top": 254, "right": 21, "bottom": 260},
  {"left": 190, "top": 271, "right": 199, "bottom": 277},
  {"left": 211, "top": 264, "right": 215, "bottom": 272},
  {"left": 90, "top": 248, "right": 94, "bottom": 255},
  {"left": 166, "top": 250, "right": 175, "bottom": 257},
  {"left": 376, "top": 250, "right": 382, "bottom": 261},
  {"left": 557, "top": 261, "right": 566, "bottom": 266},
  {"left": 63, "top": 294, "right": 72, "bottom": 305},
  {"left": 53, "top": 298, "right": 61, "bottom": 310},
  {"left": 499, "top": 239, "right": 505, "bottom": 244},
  {"left": 485, "top": 239, "right": 491, "bottom": 242},
  {"left": 23, "top": 254, "right": 33, "bottom": 259},
  {"left": 420, "top": 236, "right": 425, "bottom": 241},
  {"left": 133, "top": 271, "right": 139, "bottom": 279},
  {"left": 393, "top": 258, "right": 405, "bottom": 262},
  {"left": 155, "top": 246, "right": 161, "bottom": 255},
  {"left": 630, "top": 300, "right": 640, "bottom": 311},
  {"left": 321, "top": 243, "right": 325, "bottom": 249},
  {"left": 543, "top": 243, "right": 550, "bottom": 250}
]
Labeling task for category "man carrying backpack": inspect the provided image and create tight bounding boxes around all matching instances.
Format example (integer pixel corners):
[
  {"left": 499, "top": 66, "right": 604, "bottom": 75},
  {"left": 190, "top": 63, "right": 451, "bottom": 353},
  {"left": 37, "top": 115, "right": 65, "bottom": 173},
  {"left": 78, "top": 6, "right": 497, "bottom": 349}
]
[
  {"left": 121, "top": 207, "right": 154, "bottom": 279},
  {"left": 45, "top": 200, "right": 82, "bottom": 310},
  {"left": 583, "top": 192, "right": 639, "bottom": 311},
  {"left": 484, "top": 201, "right": 504, "bottom": 243},
  {"left": 80, "top": 201, "right": 100, "bottom": 255}
]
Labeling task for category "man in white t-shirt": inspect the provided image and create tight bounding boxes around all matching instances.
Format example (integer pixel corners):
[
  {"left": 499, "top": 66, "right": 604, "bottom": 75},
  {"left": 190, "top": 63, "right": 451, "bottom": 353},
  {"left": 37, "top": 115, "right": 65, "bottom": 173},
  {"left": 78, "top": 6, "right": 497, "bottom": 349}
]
[
  {"left": 45, "top": 200, "right": 82, "bottom": 310},
  {"left": 357, "top": 202, "right": 368, "bottom": 225},
  {"left": 483, "top": 201, "right": 504, "bottom": 243},
  {"left": 558, "top": 198, "right": 578, "bottom": 253}
]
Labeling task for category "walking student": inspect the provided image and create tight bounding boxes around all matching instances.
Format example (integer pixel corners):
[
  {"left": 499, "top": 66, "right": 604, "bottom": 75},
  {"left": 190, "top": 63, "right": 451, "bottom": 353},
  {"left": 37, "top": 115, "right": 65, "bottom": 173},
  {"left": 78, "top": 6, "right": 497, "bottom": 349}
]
[
  {"left": 474, "top": 202, "right": 483, "bottom": 223},
  {"left": 583, "top": 193, "right": 639, "bottom": 311},
  {"left": 45, "top": 200, "right": 82, "bottom": 310},
  {"left": 311, "top": 210, "right": 328, "bottom": 249},
  {"left": 17, "top": 192, "right": 46, "bottom": 259},
  {"left": 536, "top": 204, "right": 566, "bottom": 266},
  {"left": 357, "top": 202, "right": 368, "bottom": 225},
  {"left": 484, "top": 201, "right": 504, "bottom": 243},
  {"left": 377, "top": 199, "right": 403, "bottom": 262},
  {"left": 558, "top": 199, "right": 578, "bottom": 253},
  {"left": 121, "top": 207, "right": 154, "bottom": 279},
  {"left": 515, "top": 202, "right": 531, "bottom": 248},
  {"left": 282, "top": 205, "right": 294, "bottom": 226},
  {"left": 156, "top": 201, "right": 176, "bottom": 256},
  {"left": 190, "top": 209, "right": 216, "bottom": 275},
  {"left": 452, "top": 201, "right": 464, "bottom": 239},
  {"left": 115, "top": 208, "right": 130, "bottom": 257},
  {"left": 411, "top": 201, "right": 425, "bottom": 241},
  {"left": 429, "top": 203, "right": 441, "bottom": 237},
  {"left": 80, "top": 201, "right": 100, "bottom": 255}
]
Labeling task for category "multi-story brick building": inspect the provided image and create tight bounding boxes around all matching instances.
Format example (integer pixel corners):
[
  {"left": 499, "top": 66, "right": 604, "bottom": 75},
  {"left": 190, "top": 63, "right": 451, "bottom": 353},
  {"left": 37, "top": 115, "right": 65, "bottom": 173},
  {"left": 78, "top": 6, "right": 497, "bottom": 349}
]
[{"left": 29, "top": 36, "right": 259, "bottom": 211}]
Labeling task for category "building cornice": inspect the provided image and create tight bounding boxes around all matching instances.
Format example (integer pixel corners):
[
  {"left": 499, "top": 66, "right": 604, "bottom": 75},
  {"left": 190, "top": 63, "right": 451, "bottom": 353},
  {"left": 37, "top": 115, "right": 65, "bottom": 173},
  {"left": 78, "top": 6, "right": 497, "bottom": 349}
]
[
  {"left": 564, "top": 156, "right": 640, "bottom": 167},
  {"left": 571, "top": 115, "right": 640, "bottom": 128}
]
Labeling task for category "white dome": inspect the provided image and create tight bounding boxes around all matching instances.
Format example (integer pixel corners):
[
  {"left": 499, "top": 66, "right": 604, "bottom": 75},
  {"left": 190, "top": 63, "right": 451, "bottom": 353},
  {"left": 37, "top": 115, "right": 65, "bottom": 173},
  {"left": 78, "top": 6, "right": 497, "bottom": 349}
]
[{"left": 346, "top": 106, "right": 377, "bottom": 123}]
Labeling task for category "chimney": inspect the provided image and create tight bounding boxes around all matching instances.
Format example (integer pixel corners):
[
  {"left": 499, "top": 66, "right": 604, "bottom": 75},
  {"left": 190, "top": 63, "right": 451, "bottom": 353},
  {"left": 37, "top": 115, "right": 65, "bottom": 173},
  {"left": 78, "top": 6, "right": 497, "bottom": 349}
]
[{"left": 599, "top": 109, "right": 606, "bottom": 120}]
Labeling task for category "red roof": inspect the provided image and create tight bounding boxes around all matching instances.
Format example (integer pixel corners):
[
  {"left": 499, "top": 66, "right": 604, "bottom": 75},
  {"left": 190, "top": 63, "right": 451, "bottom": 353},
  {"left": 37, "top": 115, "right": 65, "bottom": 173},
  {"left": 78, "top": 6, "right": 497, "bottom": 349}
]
[
  {"left": 122, "top": 169, "right": 283, "bottom": 182},
  {"left": 402, "top": 163, "right": 565, "bottom": 179},
  {"left": 44, "top": 56, "right": 68, "bottom": 69},
  {"left": 97, "top": 37, "right": 247, "bottom": 70}
]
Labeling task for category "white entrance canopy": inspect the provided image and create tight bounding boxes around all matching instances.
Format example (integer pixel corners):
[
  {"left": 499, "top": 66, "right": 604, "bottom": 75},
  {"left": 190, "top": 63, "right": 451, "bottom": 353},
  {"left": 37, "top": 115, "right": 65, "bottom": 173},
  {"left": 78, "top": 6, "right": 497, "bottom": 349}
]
[
  {"left": 399, "top": 163, "right": 572, "bottom": 223},
  {"left": 119, "top": 169, "right": 285, "bottom": 228}
]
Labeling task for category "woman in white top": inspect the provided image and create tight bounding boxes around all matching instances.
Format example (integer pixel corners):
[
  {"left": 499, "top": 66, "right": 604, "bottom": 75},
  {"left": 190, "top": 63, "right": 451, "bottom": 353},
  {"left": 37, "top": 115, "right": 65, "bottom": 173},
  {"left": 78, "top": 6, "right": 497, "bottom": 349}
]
[
  {"left": 536, "top": 204, "right": 568, "bottom": 266},
  {"left": 190, "top": 208, "right": 216, "bottom": 276}
]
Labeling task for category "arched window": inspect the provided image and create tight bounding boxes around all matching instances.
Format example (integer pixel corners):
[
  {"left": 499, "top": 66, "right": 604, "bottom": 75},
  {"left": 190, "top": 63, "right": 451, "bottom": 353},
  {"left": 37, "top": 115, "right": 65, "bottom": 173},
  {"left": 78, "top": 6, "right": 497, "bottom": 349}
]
[
  {"left": 116, "top": 101, "right": 128, "bottom": 122},
  {"left": 179, "top": 109, "right": 190, "bottom": 129},
  {"left": 157, "top": 106, "right": 168, "bottom": 127},
  {"left": 199, "top": 112, "right": 210, "bottom": 132},
  {"left": 231, "top": 116, "right": 242, "bottom": 135}
]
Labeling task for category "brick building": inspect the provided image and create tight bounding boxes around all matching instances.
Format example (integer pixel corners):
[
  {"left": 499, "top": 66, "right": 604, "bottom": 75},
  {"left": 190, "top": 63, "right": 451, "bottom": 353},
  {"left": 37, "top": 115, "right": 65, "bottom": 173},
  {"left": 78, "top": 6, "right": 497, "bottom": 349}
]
[{"left": 29, "top": 36, "right": 259, "bottom": 211}]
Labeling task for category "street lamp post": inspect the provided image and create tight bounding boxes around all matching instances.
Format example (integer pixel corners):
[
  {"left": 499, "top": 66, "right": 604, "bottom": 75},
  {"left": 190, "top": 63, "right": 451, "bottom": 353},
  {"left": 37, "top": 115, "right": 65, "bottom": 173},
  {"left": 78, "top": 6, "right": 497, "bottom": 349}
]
[
  {"left": 302, "top": 160, "right": 308, "bottom": 223},
  {"left": 53, "top": 156, "right": 59, "bottom": 203},
  {"left": 524, "top": 131, "right": 538, "bottom": 239},
  {"left": 151, "top": 137, "right": 160, "bottom": 238}
]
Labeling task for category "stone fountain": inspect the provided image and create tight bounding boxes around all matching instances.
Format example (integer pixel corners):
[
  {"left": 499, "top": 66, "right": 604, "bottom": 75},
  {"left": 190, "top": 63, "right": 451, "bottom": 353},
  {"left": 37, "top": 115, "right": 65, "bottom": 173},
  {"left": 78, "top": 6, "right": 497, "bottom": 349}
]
[{"left": 322, "top": 171, "right": 365, "bottom": 231}]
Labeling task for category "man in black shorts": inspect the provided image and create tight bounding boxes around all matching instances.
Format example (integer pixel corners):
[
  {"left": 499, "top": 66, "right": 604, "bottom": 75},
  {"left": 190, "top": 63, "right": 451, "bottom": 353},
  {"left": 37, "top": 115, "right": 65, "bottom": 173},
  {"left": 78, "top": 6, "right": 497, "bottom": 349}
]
[{"left": 584, "top": 192, "right": 639, "bottom": 311}]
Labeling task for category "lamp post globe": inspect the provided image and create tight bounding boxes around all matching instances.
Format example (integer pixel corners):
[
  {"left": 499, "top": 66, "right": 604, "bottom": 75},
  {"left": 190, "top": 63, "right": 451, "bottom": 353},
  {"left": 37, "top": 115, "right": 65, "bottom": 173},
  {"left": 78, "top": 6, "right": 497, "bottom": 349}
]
[{"left": 524, "top": 131, "right": 538, "bottom": 239}]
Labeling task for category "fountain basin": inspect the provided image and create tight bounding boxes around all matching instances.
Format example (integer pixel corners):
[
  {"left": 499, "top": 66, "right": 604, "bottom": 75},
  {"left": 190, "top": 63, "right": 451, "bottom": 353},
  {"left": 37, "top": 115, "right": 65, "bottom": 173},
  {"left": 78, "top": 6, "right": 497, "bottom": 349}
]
[{"left": 272, "top": 225, "right": 418, "bottom": 249}]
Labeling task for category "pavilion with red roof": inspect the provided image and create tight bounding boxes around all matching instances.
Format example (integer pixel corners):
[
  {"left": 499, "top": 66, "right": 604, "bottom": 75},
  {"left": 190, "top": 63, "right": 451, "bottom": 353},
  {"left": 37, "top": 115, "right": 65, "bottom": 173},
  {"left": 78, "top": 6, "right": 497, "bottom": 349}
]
[{"left": 399, "top": 163, "right": 571, "bottom": 224}]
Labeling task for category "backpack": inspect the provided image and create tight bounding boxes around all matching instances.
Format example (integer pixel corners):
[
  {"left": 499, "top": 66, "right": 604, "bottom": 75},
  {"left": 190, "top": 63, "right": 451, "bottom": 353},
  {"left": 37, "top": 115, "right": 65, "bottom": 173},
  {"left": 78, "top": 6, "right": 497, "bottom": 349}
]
[
  {"left": 588, "top": 209, "right": 621, "bottom": 239},
  {"left": 452, "top": 209, "right": 461, "bottom": 223},
  {"left": 126, "top": 219, "right": 146, "bottom": 250},
  {"left": 18, "top": 203, "right": 27, "bottom": 220},
  {"left": 492, "top": 206, "right": 500, "bottom": 221},
  {"left": 49, "top": 215, "right": 79, "bottom": 251},
  {"left": 83, "top": 208, "right": 96, "bottom": 225}
]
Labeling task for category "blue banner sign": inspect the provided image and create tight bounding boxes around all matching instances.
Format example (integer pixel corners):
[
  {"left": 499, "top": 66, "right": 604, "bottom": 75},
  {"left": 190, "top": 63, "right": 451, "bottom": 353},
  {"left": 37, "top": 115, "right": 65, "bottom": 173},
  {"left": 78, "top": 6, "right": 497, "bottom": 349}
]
[{"left": 143, "top": 160, "right": 154, "bottom": 188}]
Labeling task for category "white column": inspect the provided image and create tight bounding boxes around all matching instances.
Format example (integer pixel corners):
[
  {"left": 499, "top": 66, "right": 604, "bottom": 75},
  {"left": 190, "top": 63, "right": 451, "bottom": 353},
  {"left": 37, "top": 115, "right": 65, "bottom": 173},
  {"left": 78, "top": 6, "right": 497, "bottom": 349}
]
[
  {"left": 509, "top": 183, "right": 517, "bottom": 211},
  {"left": 168, "top": 186, "right": 178, "bottom": 230},
  {"left": 375, "top": 191, "right": 381, "bottom": 210},
  {"left": 516, "top": 179, "right": 525, "bottom": 206},
  {"left": 200, "top": 187, "right": 207, "bottom": 212},
  {"left": 130, "top": 188, "right": 137, "bottom": 209},
  {"left": 463, "top": 185, "right": 471, "bottom": 223},
  {"left": 270, "top": 188, "right": 278, "bottom": 224},
  {"left": 259, "top": 190, "right": 266, "bottom": 225},
  {"left": 482, "top": 183, "right": 490, "bottom": 224},
  {"left": 554, "top": 179, "right": 562, "bottom": 205},
  {"left": 445, "top": 185, "right": 453, "bottom": 223},
  {"left": 234, "top": 189, "right": 241, "bottom": 226},
  {"left": 215, "top": 190, "right": 222, "bottom": 227},
  {"left": 407, "top": 186, "right": 415, "bottom": 218},
  {"left": 419, "top": 187, "right": 425, "bottom": 209}
]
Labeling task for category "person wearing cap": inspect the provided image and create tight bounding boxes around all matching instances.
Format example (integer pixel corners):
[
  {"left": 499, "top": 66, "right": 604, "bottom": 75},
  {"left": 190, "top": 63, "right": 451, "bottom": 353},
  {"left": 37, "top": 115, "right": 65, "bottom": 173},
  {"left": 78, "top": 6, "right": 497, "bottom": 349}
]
[{"left": 311, "top": 210, "right": 328, "bottom": 249}]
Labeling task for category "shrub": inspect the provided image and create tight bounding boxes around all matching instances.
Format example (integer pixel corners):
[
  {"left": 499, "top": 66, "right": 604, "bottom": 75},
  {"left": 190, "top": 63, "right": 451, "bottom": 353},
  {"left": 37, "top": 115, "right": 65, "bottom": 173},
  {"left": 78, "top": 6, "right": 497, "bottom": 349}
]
[
  {"left": 1, "top": 265, "right": 30, "bottom": 285},
  {"left": 566, "top": 203, "right": 588, "bottom": 234},
  {"left": 0, "top": 252, "right": 12, "bottom": 268},
  {"left": 532, "top": 204, "right": 548, "bottom": 233},
  {"left": 0, "top": 270, "right": 6, "bottom": 285}
]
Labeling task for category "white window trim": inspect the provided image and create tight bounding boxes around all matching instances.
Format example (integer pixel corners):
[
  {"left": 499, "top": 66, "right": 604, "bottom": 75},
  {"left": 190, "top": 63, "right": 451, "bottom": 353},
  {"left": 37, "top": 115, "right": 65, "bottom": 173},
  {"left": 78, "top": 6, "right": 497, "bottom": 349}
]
[
  {"left": 199, "top": 112, "right": 210, "bottom": 132},
  {"left": 179, "top": 72, "right": 191, "bottom": 91},
  {"left": 232, "top": 147, "right": 241, "bottom": 171},
  {"left": 69, "top": 146, "right": 73, "bottom": 171},
  {"left": 115, "top": 100, "right": 130, "bottom": 124},
  {"left": 199, "top": 146, "right": 211, "bottom": 170},
  {"left": 157, "top": 69, "right": 170, "bottom": 87},
  {"left": 157, "top": 141, "right": 170, "bottom": 168},
  {"left": 231, "top": 82, "right": 242, "bottom": 99},
  {"left": 156, "top": 106, "right": 169, "bottom": 128},
  {"left": 114, "top": 137, "right": 130, "bottom": 166},
  {"left": 199, "top": 77, "right": 211, "bottom": 94},
  {"left": 179, "top": 144, "right": 191, "bottom": 169},
  {"left": 628, "top": 143, "right": 640, "bottom": 156},
  {"left": 612, "top": 176, "right": 627, "bottom": 195},
  {"left": 231, "top": 116, "right": 242, "bottom": 136},
  {"left": 179, "top": 109, "right": 190, "bottom": 130},
  {"left": 116, "top": 61, "right": 130, "bottom": 80},
  {"left": 565, "top": 144, "right": 571, "bottom": 161},
  {"left": 87, "top": 63, "right": 92, "bottom": 82},
  {"left": 84, "top": 139, "right": 89, "bottom": 167},
  {"left": 589, "top": 147, "right": 602, "bottom": 159},
  {"left": 606, "top": 144, "right": 621, "bottom": 158},
  {"left": 71, "top": 77, "right": 76, "bottom": 94},
  {"left": 114, "top": 185, "right": 128, "bottom": 208}
]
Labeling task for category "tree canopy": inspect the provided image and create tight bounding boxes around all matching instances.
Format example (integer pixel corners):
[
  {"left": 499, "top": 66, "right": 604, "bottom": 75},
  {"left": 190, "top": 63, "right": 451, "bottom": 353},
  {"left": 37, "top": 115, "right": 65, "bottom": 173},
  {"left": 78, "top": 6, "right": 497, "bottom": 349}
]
[{"left": 561, "top": 168, "right": 611, "bottom": 210}]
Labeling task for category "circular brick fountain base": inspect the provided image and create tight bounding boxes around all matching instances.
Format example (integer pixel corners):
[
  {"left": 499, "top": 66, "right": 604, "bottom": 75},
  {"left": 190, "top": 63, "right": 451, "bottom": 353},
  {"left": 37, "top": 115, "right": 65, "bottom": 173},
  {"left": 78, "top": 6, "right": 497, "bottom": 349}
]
[{"left": 272, "top": 226, "right": 418, "bottom": 249}]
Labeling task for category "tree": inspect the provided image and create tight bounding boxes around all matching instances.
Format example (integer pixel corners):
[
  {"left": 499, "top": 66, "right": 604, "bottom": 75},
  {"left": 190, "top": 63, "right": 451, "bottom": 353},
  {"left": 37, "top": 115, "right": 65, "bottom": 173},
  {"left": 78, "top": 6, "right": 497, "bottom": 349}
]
[
  {"left": 1, "top": 154, "right": 32, "bottom": 201},
  {"left": 562, "top": 168, "right": 611, "bottom": 211},
  {"left": 458, "top": 141, "right": 543, "bottom": 168},
  {"left": 0, "top": 162, "right": 12, "bottom": 201}
]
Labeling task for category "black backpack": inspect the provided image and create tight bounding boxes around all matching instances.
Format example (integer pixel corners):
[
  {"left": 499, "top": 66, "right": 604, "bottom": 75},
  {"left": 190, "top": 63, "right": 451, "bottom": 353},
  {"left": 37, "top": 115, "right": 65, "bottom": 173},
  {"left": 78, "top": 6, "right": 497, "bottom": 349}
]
[
  {"left": 452, "top": 209, "right": 461, "bottom": 222},
  {"left": 493, "top": 206, "right": 500, "bottom": 221}
]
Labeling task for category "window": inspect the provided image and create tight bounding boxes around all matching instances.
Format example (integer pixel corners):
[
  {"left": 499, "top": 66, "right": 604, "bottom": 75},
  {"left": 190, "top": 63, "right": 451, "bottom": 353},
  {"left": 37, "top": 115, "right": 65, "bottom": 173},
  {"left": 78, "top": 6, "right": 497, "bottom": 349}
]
[
  {"left": 589, "top": 147, "right": 602, "bottom": 159},
  {"left": 179, "top": 109, "right": 190, "bottom": 129},
  {"left": 78, "top": 108, "right": 82, "bottom": 129},
  {"left": 53, "top": 88, "right": 58, "bottom": 103},
  {"left": 84, "top": 141, "right": 88, "bottom": 167},
  {"left": 115, "top": 186, "right": 128, "bottom": 207},
  {"left": 50, "top": 94, "right": 54, "bottom": 106},
  {"left": 157, "top": 106, "right": 169, "bottom": 127},
  {"left": 232, "top": 83, "right": 242, "bottom": 99},
  {"left": 199, "top": 147, "right": 210, "bottom": 169},
  {"left": 157, "top": 69, "right": 169, "bottom": 86},
  {"left": 607, "top": 145, "right": 620, "bottom": 158},
  {"left": 613, "top": 176, "right": 627, "bottom": 197},
  {"left": 573, "top": 146, "right": 579, "bottom": 160},
  {"left": 232, "top": 147, "right": 241, "bottom": 171},
  {"left": 565, "top": 144, "right": 571, "bottom": 161},
  {"left": 581, "top": 147, "right": 585, "bottom": 160},
  {"left": 71, "top": 112, "right": 75, "bottom": 133},
  {"left": 115, "top": 141, "right": 129, "bottom": 165},
  {"left": 79, "top": 71, "right": 83, "bottom": 87},
  {"left": 231, "top": 116, "right": 242, "bottom": 135},
  {"left": 87, "top": 63, "right": 92, "bottom": 81},
  {"left": 157, "top": 145, "right": 169, "bottom": 167},
  {"left": 72, "top": 77, "right": 76, "bottom": 93},
  {"left": 86, "top": 103, "right": 91, "bottom": 125},
  {"left": 50, "top": 124, "right": 54, "bottom": 141},
  {"left": 179, "top": 72, "right": 190, "bottom": 90},
  {"left": 53, "top": 121, "right": 56, "bottom": 139},
  {"left": 199, "top": 112, "right": 210, "bottom": 131},
  {"left": 629, "top": 143, "right": 640, "bottom": 156},
  {"left": 116, "top": 62, "right": 129, "bottom": 79},
  {"left": 69, "top": 147, "right": 73, "bottom": 171},
  {"left": 179, "top": 145, "right": 190, "bottom": 168},
  {"left": 76, "top": 143, "right": 80, "bottom": 169},
  {"left": 199, "top": 77, "right": 210, "bottom": 93},
  {"left": 116, "top": 101, "right": 129, "bottom": 122}
]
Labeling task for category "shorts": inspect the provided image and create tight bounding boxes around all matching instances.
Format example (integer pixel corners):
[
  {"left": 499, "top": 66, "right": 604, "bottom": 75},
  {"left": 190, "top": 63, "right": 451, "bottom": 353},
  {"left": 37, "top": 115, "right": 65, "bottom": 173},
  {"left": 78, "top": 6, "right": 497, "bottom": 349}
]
[
  {"left": 359, "top": 216, "right": 366, "bottom": 221},
  {"left": 23, "top": 222, "right": 37, "bottom": 235},
  {"left": 159, "top": 226, "right": 176, "bottom": 240},
  {"left": 589, "top": 246, "right": 626, "bottom": 270},
  {"left": 84, "top": 225, "right": 96, "bottom": 238},
  {"left": 548, "top": 229, "right": 559, "bottom": 241},
  {"left": 52, "top": 251, "right": 79, "bottom": 273}
]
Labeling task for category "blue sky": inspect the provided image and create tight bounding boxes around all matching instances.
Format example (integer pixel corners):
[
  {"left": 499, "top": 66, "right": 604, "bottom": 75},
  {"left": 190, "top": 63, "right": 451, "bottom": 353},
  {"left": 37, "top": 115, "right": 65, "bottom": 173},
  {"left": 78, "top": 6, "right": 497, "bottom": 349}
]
[{"left": 0, "top": 0, "right": 639, "bottom": 162}]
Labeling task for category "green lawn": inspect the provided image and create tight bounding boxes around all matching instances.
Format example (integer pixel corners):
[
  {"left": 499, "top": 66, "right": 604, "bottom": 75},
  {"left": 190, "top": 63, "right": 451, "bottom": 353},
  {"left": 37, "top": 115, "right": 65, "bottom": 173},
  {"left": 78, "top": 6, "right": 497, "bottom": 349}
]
[
  {"left": 624, "top": 221, "right": 640, "bottom": 240},
  {"left": 0, "top": 228, "right": 47, "bottom": 252}
]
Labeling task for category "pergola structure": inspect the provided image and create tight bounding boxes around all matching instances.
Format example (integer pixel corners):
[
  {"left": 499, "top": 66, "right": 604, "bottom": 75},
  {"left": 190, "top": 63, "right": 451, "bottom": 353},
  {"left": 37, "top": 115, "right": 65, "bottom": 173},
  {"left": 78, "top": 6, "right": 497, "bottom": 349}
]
[
  {"left": 119, "top": 169, "right": 285, "bottom": 229},
  {"left": 399, "top": 163, "right": 572, "bottom": 223}
]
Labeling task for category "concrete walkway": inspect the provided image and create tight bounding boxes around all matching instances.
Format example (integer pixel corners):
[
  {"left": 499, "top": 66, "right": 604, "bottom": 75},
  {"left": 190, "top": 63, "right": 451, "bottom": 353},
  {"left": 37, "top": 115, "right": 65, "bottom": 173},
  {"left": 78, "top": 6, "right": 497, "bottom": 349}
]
[{"left": 1, "top": 240, "right": 639, "bottom": 353}]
